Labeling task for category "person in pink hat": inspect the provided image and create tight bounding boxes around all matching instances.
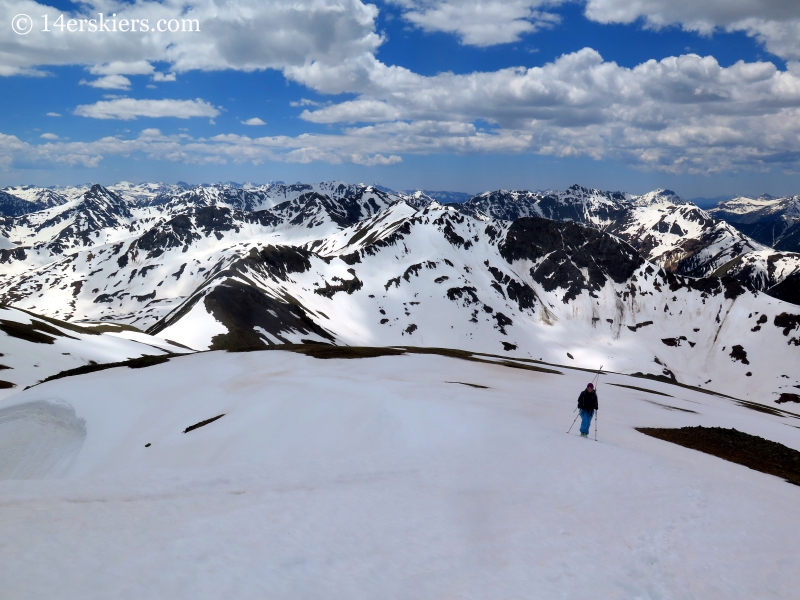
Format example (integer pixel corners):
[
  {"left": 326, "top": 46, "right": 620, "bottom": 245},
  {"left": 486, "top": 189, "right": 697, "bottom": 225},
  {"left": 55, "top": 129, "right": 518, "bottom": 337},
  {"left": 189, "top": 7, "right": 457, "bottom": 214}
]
[{"left": 577, "top": 382, "right": 598, "bottom": 437}]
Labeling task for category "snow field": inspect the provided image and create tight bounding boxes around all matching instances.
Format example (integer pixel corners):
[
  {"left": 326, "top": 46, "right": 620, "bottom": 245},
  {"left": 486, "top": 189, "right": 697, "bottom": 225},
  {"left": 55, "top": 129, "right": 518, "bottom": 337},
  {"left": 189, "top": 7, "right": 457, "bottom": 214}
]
[
  {"left": 0, "top": 305, "right": 189, "bottom": 400},
  {"left": 0, "top": 350, "right": 798, "bottom": 598},
  {"left": 0, "top": 400, "right": 86, "bottom": 478}
]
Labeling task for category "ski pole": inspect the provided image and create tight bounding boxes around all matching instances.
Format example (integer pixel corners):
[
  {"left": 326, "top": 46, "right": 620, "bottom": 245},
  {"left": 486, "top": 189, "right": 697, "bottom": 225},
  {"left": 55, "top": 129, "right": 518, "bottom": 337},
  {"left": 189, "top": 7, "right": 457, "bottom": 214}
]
[
  {"left": 593, "top": 365, "right": 602, "bottom": 441},
  {"left": 566, "top": 411, "right": 580, "bottom": 434},
  {"left": 591, "top": 365, "right": 603, "bottom": 387},
  {"left": 594, "top": 408, "right": 598, "bottom": 441}
]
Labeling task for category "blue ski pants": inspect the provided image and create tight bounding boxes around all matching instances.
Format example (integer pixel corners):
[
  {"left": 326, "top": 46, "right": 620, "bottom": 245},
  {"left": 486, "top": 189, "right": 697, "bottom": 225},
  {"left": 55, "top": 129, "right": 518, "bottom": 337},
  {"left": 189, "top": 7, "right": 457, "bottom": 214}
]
[{"left": 579, "top": 409, "right": 594, "bottom": 435}]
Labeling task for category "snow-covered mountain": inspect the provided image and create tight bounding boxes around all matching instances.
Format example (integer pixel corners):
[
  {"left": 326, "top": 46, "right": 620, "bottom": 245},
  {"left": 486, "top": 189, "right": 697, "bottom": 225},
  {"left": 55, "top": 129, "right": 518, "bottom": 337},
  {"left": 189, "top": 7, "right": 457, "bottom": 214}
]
[
  {"left": 714, "top": 250, "right": 800, "bottom": 307},
  {"left": 460, "top": 185, "right": 800, "bottom": 305},
  {"left": 5, "top": 182, "right": 800, "bottom": 600},
  {"left": 403, "top": 189, "right": 472, "bottom": 204},
  {"left": 2, "top": 180, "right": 800, "bottom": 405},
  {"left": 461, "top": 186, "right": 763, "bottom": 277},
  {"left": 710, "top": 194, "right": 800, "bottom": 253},
  {"left": 0, "top": 304, "right": 188, "bottom": 399},
  {"left": 0, "top": 185, "right": 75, "bottom": 217}
]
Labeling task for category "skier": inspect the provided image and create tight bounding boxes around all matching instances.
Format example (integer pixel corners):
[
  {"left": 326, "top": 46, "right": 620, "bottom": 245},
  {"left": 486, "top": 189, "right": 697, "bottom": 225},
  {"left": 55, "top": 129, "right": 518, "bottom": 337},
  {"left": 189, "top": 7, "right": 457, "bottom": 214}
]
[{"left": 577, "top": 383, "right": 598, "bottom": 438}]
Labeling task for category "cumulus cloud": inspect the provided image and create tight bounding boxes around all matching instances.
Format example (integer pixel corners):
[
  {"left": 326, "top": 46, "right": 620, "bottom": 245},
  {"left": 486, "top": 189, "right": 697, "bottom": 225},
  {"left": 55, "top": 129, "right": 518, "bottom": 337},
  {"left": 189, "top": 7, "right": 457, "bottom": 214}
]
[
  {"left": 0, "top": 0, "right": 381, "bottom": 76},
  {"left": 81, "top": 75, "right": 132, "bottom": 90},
  {"left": 4, "top": 0, "right": 800, "bottom": 176},
  {"left": 74, "top": 98, "right": 220, "bottom": 120},
  {"left": 0, "top": 128, "right": 404, "bottom": 169},
  {"left": 241, "top": 117, "right": 266, "bottom": 126},
  {"left": 5, "top": 49, "right": 800, "bottom": 175},
  {"left": 583, "top": 0, "right": 800, "bottom": 60},
  {"left": 290, "top": 98, "right": 325, "bottom": 107},
  {"left": 292, "top": 49, "right": 800, "bottom": 173},
  {"left": 5, "top": 44, "right": 800, "bottom": 177},
  {"left": 39, "top": 133, "right": 58, "bottom": 140},
  {"left": 584, "top": 0, "right": 800, "bottom": 30},
  {"left": 351, "top": 153, "right": 403, "bottom": 165},
  {"left": 302, "top": 99, "right": 402, "bottom": 123},
  {"left": 391, "top": 0, "right": 563, "bottom": 46},
  {"left": 389, "top": 1, "right": 800, "bottom": 58},
  {"left": 46, "top": 112, "right": 61, "bottom": 117},
  {"left": 89, "top": 61, "right": 156, "bottom": 76}
]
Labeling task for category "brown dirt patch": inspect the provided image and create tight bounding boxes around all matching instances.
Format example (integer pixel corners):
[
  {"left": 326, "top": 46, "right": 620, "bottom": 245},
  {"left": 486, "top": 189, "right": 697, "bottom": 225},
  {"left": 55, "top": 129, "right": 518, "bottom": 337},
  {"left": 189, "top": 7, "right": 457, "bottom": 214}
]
[{"left": 637, "top": 426, "right": 800, "bottom": 487}]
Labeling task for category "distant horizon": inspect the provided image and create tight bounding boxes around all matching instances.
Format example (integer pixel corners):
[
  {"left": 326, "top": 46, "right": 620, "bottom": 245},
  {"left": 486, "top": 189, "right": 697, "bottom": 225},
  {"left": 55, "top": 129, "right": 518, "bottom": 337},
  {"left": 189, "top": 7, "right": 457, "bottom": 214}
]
[{"left": 0, "top": 178, "right": 778, "bottom": 208}]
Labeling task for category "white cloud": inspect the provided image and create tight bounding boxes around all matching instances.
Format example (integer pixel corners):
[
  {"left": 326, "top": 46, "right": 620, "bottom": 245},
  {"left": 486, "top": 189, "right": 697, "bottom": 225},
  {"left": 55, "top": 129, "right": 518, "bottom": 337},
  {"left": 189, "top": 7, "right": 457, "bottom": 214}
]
[
  {"left": 81, "top": 75, "right": 132, "bottom": 90},
  {"left": 153, "top": 72, "right": 177, "bottom": 82},
  {"left": 74, "top": 98, "right": 221, "bottom": 120},
  {"left": 0, "top": 66, "right": 48, "bottom": 77},
  {"left": 3, "top": 0, "right": 800, "bottom": 176},
  {"left": 302, "top": 99, "right": 401, "bottom": 123},
  {"left": 392, "top": 0, "right": 563, "bottom": 46},
  {"left": 46, "top": 112, "right": 61, "bottom": 117},
  {"left": 0, "top": 0, "right": 382, "bottom": 77},
  {"left": 292, "top": 49, "right": 800, "bottom": 173},
  {"left": 583, "top": 0, "right": 800, "bottom": 60},
  {"left": 290, "top": 98, "right": 324, "bottom": 107},
  {"left": 5, "top": 49, "right": 800, "bottom": 175},
  {"left": 77, "top": 61, "right": 157, "bottom": 88},
  {"left": 351, "top": 153, "right": 403, "bottom": 165},
  {"left": 241, "top": 117, "right": 267, "bottom": 126},
  {"left": 0, "top": 127, "right": 402, "bottom": 171},
  {"left": 584, "top": 0, "right": 800, "bottom": 30},
  {"left": 389, "top": 1, "right": 800, "bottom": 58},
  {"left": 39, "top": 133, "right": 58, "bottom": 140},
  {"left": 89, "top": 61, "right": 156, "bottom": 76}
]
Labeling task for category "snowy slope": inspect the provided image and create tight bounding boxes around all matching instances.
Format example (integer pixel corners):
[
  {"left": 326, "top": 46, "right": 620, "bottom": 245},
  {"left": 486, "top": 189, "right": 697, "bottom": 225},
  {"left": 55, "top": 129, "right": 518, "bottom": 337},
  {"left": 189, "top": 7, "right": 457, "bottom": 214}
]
[
  {"left": 0, "top": 184, "right": 139, "bottom": 266},
  {"left": 0, "top": 349, "right": 799, "bottom": 598},
  {"left": 0, "top": 185, "right": 421, "bottom": 329},
  {"left": 460, "top": 185, "right": 800, "bottom": 306},
  {"left": 0, "top": 186, "right": 69, "bottom": 217},
  {"left": 0, "top": 305, "right": 190, "bottom": 400},
  {"left": 614, "top": 191, "right": 764, "bottom": 277},
  {"left": 705, "top": 194, "right": 800, "bottom": 303},
  {"left": 710, "top": 194, "right": 800, "bottom": 253},
  {"left": 2, "top": 181, "right": 800, "bottom": 405},
  {"left": 1, "top": 191, "right": 799, "bottom": 403},
  {"left": 0, "top": 181, "right": 421, "bottom": 275},
  {"left": 714, "top": 250, "right": 800, "bottom": 306},
  {"left": 143, "top": 202, "right": 800, "bottom": 404},
  {"left": 462, "top": 185, "right": 764, "bottom": 278}
]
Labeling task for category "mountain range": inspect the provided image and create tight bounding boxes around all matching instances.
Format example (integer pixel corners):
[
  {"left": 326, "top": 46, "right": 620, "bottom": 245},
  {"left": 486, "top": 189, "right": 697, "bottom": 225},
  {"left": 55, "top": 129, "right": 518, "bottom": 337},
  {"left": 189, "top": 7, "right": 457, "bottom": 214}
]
[{"left": 1, "top": 181, "right": 799, "bottom": 405}]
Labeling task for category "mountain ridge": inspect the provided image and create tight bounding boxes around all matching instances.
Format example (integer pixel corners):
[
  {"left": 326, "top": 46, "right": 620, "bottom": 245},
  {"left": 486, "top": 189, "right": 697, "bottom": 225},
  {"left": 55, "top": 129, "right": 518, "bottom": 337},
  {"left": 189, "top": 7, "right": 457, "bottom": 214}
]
[{"left": 1, "top": 180, "right": 799, "bottom": 405}]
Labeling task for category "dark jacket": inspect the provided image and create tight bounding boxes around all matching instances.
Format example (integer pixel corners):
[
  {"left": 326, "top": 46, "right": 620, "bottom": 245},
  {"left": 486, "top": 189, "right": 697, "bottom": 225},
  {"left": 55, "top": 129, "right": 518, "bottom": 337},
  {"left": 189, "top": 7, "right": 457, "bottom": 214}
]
[{"left": 578, "top": 389, "right": 598, "bottom": 411}]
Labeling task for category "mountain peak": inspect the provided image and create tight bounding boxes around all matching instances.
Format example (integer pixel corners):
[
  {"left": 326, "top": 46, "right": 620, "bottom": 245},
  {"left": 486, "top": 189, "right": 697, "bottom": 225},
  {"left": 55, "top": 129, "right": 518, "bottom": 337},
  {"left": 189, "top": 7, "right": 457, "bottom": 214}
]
[{"left": 629, "top": 188, "right": 687, "bottom": 207}]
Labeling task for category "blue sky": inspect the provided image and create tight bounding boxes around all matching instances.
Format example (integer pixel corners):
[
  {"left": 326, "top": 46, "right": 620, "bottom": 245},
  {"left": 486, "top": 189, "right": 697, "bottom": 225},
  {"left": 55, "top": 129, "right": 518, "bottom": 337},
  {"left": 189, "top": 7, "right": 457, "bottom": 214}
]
[{"left": 2, "top": 0, "right": 800, "bottom": 198}]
